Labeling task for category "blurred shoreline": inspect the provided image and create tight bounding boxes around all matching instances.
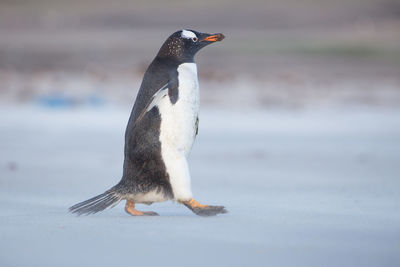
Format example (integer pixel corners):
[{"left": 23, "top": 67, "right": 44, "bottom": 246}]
[
  {"left": 1, "top": 70, "right": 399, "bottom": 109},
  {"left": 1, "top": 0, "right": 399, "bottom": 109}
]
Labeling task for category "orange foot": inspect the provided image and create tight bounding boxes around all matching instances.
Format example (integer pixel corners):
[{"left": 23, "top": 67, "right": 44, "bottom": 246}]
[
  {"left": 125, "top": 200, "right": 158, "bottom": 216},
  {"left": 181, "top": 198, "right": 227, "bottom": 217}
]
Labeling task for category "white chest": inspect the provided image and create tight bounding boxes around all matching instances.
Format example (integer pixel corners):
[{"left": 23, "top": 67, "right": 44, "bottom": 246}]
[{"left": 158, "top": 63, "right": 200, "bottom": 155}]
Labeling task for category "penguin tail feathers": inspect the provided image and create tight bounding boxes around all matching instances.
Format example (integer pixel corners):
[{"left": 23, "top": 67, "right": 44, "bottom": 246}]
[{"left": 69, "top": 188, "right": 122, "bottom": 216}]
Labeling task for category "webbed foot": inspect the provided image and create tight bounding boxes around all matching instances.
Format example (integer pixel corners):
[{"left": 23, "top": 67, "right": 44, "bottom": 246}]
[
  {"left": 181, "top": 198, "right": 227, "bottom": 217},
  {"left": 125, "top": 200, "right": 159, "bottom": 216}
]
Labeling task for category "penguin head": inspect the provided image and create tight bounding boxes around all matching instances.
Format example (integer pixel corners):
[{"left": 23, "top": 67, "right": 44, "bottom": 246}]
[{"left": 157, "top": 29, "right": 225, "bottom": 63}]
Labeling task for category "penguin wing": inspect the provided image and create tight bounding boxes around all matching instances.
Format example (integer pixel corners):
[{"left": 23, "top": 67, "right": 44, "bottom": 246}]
[
  {"left": 132, "top": 83, "right": 169, "bottom": 128},
  {"left": 122, "top": 83, "right": 174, "bottom": 198}
]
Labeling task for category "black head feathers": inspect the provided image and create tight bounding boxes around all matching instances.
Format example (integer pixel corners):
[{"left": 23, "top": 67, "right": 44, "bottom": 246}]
[{"left": 156, "top": 29, "right": 225, "bottom": 63}]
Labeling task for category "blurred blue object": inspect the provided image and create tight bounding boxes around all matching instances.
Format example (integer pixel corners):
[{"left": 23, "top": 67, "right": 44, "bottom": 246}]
[
  {"left": 86, "top": 94, "right": 105, "bottom": 107},
  {"left": 35, "top": 94, "right": 105, "bottom": 108},
  {"left": 35, "top": 94, "right": 77, "bottom": 108}
]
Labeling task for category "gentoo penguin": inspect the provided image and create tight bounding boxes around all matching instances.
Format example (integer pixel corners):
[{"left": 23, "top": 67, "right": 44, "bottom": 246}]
[{"left": 70, "top": 29, "right": 227, "bottom": 216}]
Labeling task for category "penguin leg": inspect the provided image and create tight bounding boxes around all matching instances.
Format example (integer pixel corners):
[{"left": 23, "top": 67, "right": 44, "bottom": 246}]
[
  {"left": 125, "top": 200, "right": 158, "bottom": 216},
  {"left": 180, "top": 199, "right": 227, "bottom": 217}
]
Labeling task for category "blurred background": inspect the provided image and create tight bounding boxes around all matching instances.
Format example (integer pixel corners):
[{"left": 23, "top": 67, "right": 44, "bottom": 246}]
[
  {"left": 1, "top": 0, "right": 399, "bottom": 108},
  {"left": 1, "top": 1, "right": 400, "bottom": 267}
]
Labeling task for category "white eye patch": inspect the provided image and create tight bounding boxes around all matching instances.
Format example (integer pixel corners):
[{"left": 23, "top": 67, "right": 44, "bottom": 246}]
[{"left": 181, "top": 30, "right": 197, "bottom": 39}]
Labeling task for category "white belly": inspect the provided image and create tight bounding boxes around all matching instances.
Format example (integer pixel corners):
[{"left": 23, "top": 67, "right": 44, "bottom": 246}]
[
  {"left": 159, "top": 63, "right": 199, "bottom": 155},
  {"left": 158, "top": 63, "right": 199, "bottom": 200}
]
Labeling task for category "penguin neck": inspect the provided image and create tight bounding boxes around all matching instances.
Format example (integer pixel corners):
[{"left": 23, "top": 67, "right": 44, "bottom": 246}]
[{"left": 155, "top": 55, "right": 195, "bottom": 67}]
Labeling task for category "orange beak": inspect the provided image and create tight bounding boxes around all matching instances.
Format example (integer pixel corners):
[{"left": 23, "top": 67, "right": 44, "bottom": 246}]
[{"left": 203, "top": 33, "right": 225, "bottom": 42}]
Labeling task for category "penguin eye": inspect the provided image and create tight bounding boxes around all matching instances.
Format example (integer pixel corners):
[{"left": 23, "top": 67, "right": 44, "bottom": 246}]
[{"left": 192, "top": 37, "right": 198, "bottom": 42}]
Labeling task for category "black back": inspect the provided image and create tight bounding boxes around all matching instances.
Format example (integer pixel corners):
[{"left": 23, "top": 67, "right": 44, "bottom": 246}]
[{"left": 119, "top": 57, "right": 177, "bottom": 198}]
